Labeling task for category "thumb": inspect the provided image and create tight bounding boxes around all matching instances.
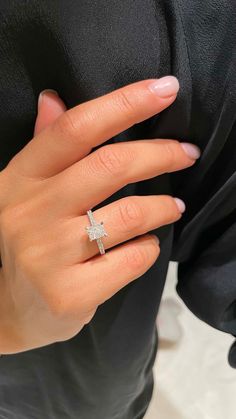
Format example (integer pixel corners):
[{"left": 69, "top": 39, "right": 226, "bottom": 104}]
[{"left": 34, "top": 89, "right": 67, "bottom": 136}]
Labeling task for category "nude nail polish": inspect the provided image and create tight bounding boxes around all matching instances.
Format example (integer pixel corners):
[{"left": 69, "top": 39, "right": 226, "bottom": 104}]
[
  {"left": 174, "top": 198, "right": 186, "bottom": 213},
  {"left": 148, "top": 76, "right": 180, "bottom": 98}
]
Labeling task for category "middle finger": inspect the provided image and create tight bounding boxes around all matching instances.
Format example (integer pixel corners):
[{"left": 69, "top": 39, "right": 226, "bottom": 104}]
[{"left": 48, "top": 138, "right": 200, "bottom": 217}]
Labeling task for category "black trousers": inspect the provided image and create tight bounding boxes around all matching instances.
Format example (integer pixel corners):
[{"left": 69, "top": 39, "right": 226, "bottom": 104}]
[{"left": 0, "top": 1, "right": 235, "bottom": 418}]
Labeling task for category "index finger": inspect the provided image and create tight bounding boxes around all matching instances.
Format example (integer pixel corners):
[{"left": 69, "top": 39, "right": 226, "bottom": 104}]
[{"left": 10, "top": 76, "right": 180, "bottom": 179}]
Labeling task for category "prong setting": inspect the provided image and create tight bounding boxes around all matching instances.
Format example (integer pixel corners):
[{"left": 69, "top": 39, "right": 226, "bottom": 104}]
[{"left": 85, "top": 211, "right": 108, "bottom": 253}]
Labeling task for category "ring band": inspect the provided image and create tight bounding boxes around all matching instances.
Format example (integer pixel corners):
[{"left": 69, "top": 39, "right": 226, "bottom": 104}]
[{"left": 85, "top": 209, "right": 108, "bottom": 255}]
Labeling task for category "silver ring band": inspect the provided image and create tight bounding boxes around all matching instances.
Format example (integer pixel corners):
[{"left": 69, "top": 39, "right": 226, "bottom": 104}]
[{"left": 85, "top": 209, "right": 108, "bottom": 255}]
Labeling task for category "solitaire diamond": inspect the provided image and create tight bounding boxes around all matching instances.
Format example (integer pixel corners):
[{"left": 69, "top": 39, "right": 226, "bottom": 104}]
[
  {"left": 86, "top": 222, "right": 108, "bottom": 241},
  {"left": 85, "top": 209, "right": 108, "bottom": 255}
]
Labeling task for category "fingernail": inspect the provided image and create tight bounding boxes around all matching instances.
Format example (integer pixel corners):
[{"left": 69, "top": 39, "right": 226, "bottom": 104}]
[
  {"left": 151, "top": 235, "right": 160, "bottom": 245},
  {"left": 148, "top": 76, "right": 180, "bottom": 98},
  {"left": 38, "top": 89, "right": 58, "bottom": 106},
  {"left": 174, "top": 198, "right": 186, "bottom": 213},
  {"left": 180, "top": 142, "right": 201, "bottom": 159}
]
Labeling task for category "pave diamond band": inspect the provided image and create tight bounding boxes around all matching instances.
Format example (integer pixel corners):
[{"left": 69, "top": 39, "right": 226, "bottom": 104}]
[{"left": 85, "top": 209, "right": 108, "bottom": 255}]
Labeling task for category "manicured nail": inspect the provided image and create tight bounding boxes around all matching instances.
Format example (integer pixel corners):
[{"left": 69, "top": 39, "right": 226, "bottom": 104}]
[
  {"left": 148, "top": 76, "right": 180, "bottom": 98},
  {"left": 38, "top": 89, "right": 58, "bottom": 106},
  {"left": 174, "top": 198, "right": 186, "bottom": 213},
  {"left": 151, "top": 235, "right": 160, "bottom": 245},
  {"left": 180, "top": 142, "right": 201, "bottom": 159}
]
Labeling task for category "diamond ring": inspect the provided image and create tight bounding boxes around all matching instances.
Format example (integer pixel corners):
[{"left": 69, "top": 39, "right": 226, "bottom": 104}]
[{"left": 85, "top": 209, "right": 108, "bottom": 255}]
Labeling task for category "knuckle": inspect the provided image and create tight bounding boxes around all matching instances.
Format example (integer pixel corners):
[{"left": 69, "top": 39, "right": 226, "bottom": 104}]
[
  {"left": 49, "top": 299, "right": 67, "bottom": 319},
  {"left": 124, "top": 244, "right": 149, "bottom": 271},
  {"left": 44, "top": 286, "right": 70, "bottom": 319},
  {"left": 44, "top": 280, "right": 86, "bottom": 321},
  {"left": 56, "top": 111, "right": 78, "bottom": 139},
  {"left": 15, "top": 244, "right": 45, "bottom": 281},
  {"left": 15, "top": 245, "right": 54, "bottom": 289},
  {"left": 163, "top": 141, "right": 178, "bottom": 169},
  {"left": 118, "top": 197, "right": 144, "bottom": 233},
  {"left": 95, "top": 145, "right": 124, "bottom": 176},
  {"left": 54, "top": 110, "right": 91, "bottom": 146},
  {"left": 115, "top": 90, "right": 135, "bottom": 117}
]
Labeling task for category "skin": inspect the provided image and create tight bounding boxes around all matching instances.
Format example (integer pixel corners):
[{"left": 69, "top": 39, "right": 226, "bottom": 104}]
[{"left": 0, "top": 78, "right": 200, "bottom": 354}]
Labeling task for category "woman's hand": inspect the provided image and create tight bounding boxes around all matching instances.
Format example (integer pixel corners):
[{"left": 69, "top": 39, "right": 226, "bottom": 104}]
[{"left": 0, "top": 76, "right": 200, "bottom": 354}]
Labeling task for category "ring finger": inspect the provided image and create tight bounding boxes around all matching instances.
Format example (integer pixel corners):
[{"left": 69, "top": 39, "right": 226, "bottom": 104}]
[{"left": 60, "top": 194, "right": 184, "bottom": 264}]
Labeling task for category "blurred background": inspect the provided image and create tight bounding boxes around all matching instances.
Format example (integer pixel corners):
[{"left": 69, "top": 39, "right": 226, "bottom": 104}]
[{"left": 145, "top": 262, "right": 236, "bottom": 419}]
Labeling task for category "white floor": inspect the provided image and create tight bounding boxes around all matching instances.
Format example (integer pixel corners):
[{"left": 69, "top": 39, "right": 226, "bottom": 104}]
[{"left": 144, "top": 262, "right": 236, "bottom": 419}]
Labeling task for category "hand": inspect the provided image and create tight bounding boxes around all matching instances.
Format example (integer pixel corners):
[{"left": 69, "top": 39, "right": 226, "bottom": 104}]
[{"left": 0, "top": 76, "right": 200, "bottom": 353}]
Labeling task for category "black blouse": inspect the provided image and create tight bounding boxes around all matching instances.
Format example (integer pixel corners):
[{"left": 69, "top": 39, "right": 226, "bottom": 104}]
[{"left": 0, "top": 1, "right": 235, "bottom": 418}]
